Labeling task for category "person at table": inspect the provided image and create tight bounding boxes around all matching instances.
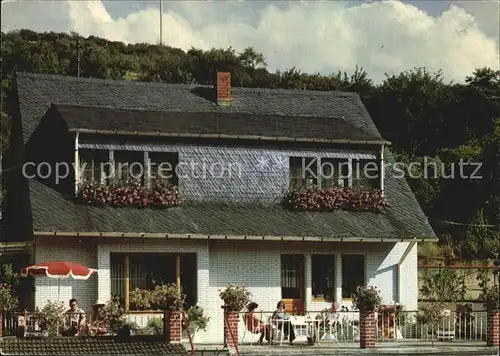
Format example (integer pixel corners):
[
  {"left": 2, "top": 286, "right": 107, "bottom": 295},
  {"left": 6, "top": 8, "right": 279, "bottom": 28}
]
[
  {"left": 244, "top": 302, "right": 271, "bottom": 344},
  {"left": 271, "top": 300, "right": 296, "bottom": 344},
  {"left": 63, "top": 298, "right": 86, "bottom": 336}
]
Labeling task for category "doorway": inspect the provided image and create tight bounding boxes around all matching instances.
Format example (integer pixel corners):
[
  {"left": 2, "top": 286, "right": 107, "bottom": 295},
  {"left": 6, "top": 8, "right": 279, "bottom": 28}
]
[{"left": 280, "top": 254, "right": 305, "bottom": 314}]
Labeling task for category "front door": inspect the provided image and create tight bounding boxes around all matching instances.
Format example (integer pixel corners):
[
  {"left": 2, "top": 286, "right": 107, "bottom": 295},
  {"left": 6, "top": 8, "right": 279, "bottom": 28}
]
[{"left": 280, "top": 254, "right": 305, "bottom": 314}]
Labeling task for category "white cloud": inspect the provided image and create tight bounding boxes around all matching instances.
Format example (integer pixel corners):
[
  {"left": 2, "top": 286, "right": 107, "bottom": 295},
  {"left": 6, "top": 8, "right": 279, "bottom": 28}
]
[{"left": 1, "top": 0, "right": 498, "bottom": 83}]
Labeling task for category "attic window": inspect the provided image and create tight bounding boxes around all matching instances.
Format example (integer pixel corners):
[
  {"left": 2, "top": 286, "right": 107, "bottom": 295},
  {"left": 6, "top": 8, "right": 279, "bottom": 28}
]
[
  {"left": 147, "top": 152, "right": 179, "bottom": 187},
  {"left": 319, "top": 158, "right": 349, "bottom": 189},
  {"left": 113, "top": 151, "right": 145, "bottom": 184},
  {"left": 351, "top": 159, "right": 379, "bottom": 189},
  {"left": 79, "top": 149, "right": 108, "bottom": 184},
  {"left": 289, "top": 157, "right": 317, "bottom": 190}
]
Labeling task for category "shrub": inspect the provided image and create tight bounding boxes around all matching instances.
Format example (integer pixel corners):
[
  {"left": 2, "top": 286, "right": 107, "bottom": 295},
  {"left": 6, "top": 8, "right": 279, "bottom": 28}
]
[
  {"left": 0, "top": 283, "right": 18, "bottom": 311},
  {"left": 36, "top": 300, "right": 65, "bottom": 336},
  {"left": 480, "top": 286, "right": 500, "bottom": 310},
  {"left": 152, "top": 284, "right": 185, "bottom": 311},
  {"left": 103, "top": 298, "right": 127, "bottom": 334},
  {"left": 147, "top": 317, "right": 163, "bottom": 335},
  {"left": 219, "top": 284, "right": 252, "bottom": 312},
  {"left": 130, "top": 288, "right": 152, "bottom": 310},
  {"left": 352, "top": 285, "right": 382, "bottom": 312}
]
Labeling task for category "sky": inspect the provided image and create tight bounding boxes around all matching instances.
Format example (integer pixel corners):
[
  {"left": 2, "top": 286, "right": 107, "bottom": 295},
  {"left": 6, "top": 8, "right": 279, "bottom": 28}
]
[{"left": 1, "top": 0, "right": 499, "bottom": 83}]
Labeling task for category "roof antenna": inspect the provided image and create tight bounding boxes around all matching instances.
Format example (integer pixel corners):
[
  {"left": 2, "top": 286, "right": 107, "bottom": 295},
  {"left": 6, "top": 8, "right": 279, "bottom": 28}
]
[{"left": 76, "top": 38, "right": 81, "bottom": 78}]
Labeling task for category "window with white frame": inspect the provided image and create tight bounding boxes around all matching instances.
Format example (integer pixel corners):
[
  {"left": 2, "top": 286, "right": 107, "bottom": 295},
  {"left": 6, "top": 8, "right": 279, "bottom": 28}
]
[
  {"left": 351, "top": 159, "right": 379, "bottom": 190},
  {"left": 319, "top": 158, "right": 350, "bottom": 188},
  {"left": 147, "top": 152, "right": 179, "bottom": 187},
  {"left": 311, "top": 254, "right": 334, "bottom": 301},
  {"left": 341, "top": 254, "right": 365, "bottom": 299},
  {"left": 79, "top": 149, "right": 109, "bottom": 184},
  {"left": 112, "top": 150, "right": 145, "bottom": 184},
  {"left": 289, "top": 157, "right": 317, "bottom": 190}
]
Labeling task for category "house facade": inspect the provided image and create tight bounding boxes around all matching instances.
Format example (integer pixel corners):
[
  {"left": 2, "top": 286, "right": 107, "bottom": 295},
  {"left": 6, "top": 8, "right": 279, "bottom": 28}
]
[{"left": 3, "top": 71, "right": 436, "bottom": 343}]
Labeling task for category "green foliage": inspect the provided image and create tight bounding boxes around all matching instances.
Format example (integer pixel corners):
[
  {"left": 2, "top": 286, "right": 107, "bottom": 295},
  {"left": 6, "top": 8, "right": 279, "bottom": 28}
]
[
  {"left": 0, "top": 264, "right": 21, "bottom": 311},
  {"left": 480, "top": 285, "right": 500, "bottom": 310},
  {"left": 147, "top": 317, "right": 163, "bottom": 335},
  {"left": 151, "top": 284, "right": 185, "bottom": 311},
  {"left": 352, "top": 285, "right": 382, "bottom": 312},
  {"left": 103, "top": 297, "right": 128, "bottom": 334},
  {"left": 129, "top": 288, "right": 152, "bottom": 310},
  {"left": 419, "top": 269, "right": 466, "bottom": 302},
  {"left": 186, "top": 305, "right": 210, "bottom": 334},
  {"left": 219, "top": 284, "right": 252, "bottom": 312},
  {"left": 0, "top": 283, "right": 18, "bottom": 311},
  {"left": 416, "top": 304, "right": 441, "bottom": 328},
  {"left": 36, "top": 300, "right": 65, "bottom": 336}
]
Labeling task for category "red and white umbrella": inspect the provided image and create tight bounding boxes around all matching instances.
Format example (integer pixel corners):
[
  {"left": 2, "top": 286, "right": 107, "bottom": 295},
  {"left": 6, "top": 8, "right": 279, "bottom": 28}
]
[
  {"left": 21, "top": 261, "right": 98, "bottom": 297},
  {"left": 21, "top": 261, "right": 97, "bottom": 280}
]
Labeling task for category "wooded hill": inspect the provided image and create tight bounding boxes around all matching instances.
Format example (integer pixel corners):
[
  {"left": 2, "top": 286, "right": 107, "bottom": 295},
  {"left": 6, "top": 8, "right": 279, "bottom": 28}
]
[{"left": 1, "top": 29, "right": 499, "bottom": 260}]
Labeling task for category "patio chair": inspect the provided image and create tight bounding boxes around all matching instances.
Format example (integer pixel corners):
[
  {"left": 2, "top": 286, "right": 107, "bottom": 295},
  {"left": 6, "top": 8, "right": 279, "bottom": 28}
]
[{"left": 241, "top": 313, "right": 273, "bottom": 345}]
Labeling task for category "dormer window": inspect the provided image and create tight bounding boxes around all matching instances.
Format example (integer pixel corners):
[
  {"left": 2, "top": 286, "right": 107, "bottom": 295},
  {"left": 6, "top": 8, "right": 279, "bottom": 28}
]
[
  {"left": 289, "top": 157, "right": 317, "bottom": 190},
  {"left": 352, "top": 159, "right": 379, "bottom": 189},
  {"left": 113, "top": 151, "right": 144, "bottom": 184},
  {"left": 79, "top": 149, "right": 108, "bottom": 184}
]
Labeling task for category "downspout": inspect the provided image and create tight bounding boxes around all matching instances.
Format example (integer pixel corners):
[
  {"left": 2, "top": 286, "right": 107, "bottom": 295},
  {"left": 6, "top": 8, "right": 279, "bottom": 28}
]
[
  {"left": 380, "top": 143, "right": 385, "bottom": 195},
  {"left": 397, "top": 241, "right": 416, "bottom": 303},
  {"left": 74, "top": 132, "right": 79, "bottom": 194}
]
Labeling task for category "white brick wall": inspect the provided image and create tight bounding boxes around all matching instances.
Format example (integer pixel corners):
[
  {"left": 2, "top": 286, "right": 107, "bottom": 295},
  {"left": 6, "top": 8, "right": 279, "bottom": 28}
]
[
  {"left": 33, "top": 238, "right": 418, "bottom": 344},
  {"left": 34, "top": 237, "right": 98, "bottom": 313}
]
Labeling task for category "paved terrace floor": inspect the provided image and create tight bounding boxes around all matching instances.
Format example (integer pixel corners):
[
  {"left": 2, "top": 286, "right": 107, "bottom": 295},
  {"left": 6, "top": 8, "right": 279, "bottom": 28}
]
[{"left": 189, "top": 341, "right": 499, "bottom": 356}]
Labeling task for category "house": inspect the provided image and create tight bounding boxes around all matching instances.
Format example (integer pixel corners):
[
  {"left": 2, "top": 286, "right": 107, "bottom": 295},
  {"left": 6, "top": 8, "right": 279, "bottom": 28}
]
[{"left": 3, "top": 71, "right": 436, "bottom": 344}]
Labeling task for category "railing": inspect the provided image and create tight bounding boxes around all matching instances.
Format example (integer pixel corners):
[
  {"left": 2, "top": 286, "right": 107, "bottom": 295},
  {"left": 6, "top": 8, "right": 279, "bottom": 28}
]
[
  {"left": 2, "top": 311, "right": 163, "bottom": 337},
  {"left": 236, "top": 309, "right": 489, "bottom": 345}
]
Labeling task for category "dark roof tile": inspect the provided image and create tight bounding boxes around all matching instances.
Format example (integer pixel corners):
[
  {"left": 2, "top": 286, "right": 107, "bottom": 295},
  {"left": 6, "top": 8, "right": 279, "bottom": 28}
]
[
  {"left": 28, "top": 151, "right": 435, "bottom": 239},
  {"left": 0, "top": 337, "right": 190, "bottom": 355},
  {"left": 16, "top": 72, "right": 382, "bottom": 144},
  {"left": 50, "top": 103, "right": 379, "bottom": 141}
]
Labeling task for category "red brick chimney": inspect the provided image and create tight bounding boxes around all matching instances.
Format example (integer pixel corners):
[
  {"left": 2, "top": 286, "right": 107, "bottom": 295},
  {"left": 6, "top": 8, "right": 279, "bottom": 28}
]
[{"left": 215, "top": 71, "right": 232, "bottom": 106}]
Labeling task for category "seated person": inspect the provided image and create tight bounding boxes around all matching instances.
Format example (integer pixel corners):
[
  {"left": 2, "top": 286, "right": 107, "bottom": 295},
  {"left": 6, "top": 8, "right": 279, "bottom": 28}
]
[
  {"left": 324, "top": 301, "right": 341, "bottom": 326},
  {"left": 244, "top": 302, "right": 271, "bottom": 344},
  {"left": 83, "top": 301, "right": 109, "bottom": 336},
  {"left": 63, "top": 298, "right": 86, "bottom": 336},
  {"left": 271, "top": 301, "right": 295, "bottom": 344}
]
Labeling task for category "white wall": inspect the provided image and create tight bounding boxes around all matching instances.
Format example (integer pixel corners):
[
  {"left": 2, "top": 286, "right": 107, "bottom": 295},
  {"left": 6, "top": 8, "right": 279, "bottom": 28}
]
[
  {"left": 33, "top": 238, "right": 418, "bottom": 344},
  {"left": 34, "top": 237, "right": 98, "bottom": 313}
]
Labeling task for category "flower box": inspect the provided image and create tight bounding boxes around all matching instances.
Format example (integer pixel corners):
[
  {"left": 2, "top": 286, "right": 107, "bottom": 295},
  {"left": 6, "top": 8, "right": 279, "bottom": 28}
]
[
  {"left": 282, "top": 187, "right": 388, "bottom": 213},
  {"left": 75, "top": 181, "right": 181, "bottom": 208}
]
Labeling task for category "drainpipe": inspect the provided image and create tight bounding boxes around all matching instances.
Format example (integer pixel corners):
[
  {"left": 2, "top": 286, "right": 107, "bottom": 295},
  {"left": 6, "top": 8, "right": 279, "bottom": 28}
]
[
  {"left": 74, "top": 132, "right": 80, "bottom": 194},
  {"left": 397, "top": 241, "right": 416, "bottom": 303},
  {"left": 380, "top": 143, "right": 385, "bottom": 194}
]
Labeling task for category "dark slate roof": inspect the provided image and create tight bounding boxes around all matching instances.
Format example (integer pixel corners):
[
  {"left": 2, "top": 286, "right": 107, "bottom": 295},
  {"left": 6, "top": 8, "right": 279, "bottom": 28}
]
[
  {"left": 15, "top": 72, "right": 383, "bottom": 144},
  {"left": 0, "top": 337, "right": 189, "bottom": 355},
  {"left": 14, "top": 72, "right": 436, "bottom": 240},
  {"left": 28, "top": 150, "right": 435, "bottom": 239},
  {"left": 51, "top": 104, "right": 379, "bottom": 141}
]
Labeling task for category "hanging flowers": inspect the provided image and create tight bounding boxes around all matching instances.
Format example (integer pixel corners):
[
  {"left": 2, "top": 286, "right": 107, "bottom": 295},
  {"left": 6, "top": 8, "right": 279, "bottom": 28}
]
[
  {"left": 75, "top": 181, "right": 181, "bottom": 208},
  {"left": 282, "top": 187, "right": 389, "bottom": 213}
]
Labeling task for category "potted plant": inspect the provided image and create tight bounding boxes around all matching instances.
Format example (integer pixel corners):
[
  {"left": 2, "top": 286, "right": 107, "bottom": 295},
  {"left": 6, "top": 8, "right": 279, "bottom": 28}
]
[
  {"left": 152, "top": 284, "right": 185, "bottom": 342},
  {"left": 103, "top": 298, "right": 128, "bottom": 336},
  {"left": 36, "top": 300, "right": 65, "bottom": 337},
  {"left": 129, "top": 288, "right": 153, "bottom": 311},
  {"left": 219, "top": 284, "right": 252, "bottom": 312},
  {"left": 152, "top": 284, "right": 185, "bottom": 311},
  {"left": 184, "top": 305, "right": 210, "bottom": 340},
  {"left": 352, "top": 285, "right": 382, "bottom": 312}
]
